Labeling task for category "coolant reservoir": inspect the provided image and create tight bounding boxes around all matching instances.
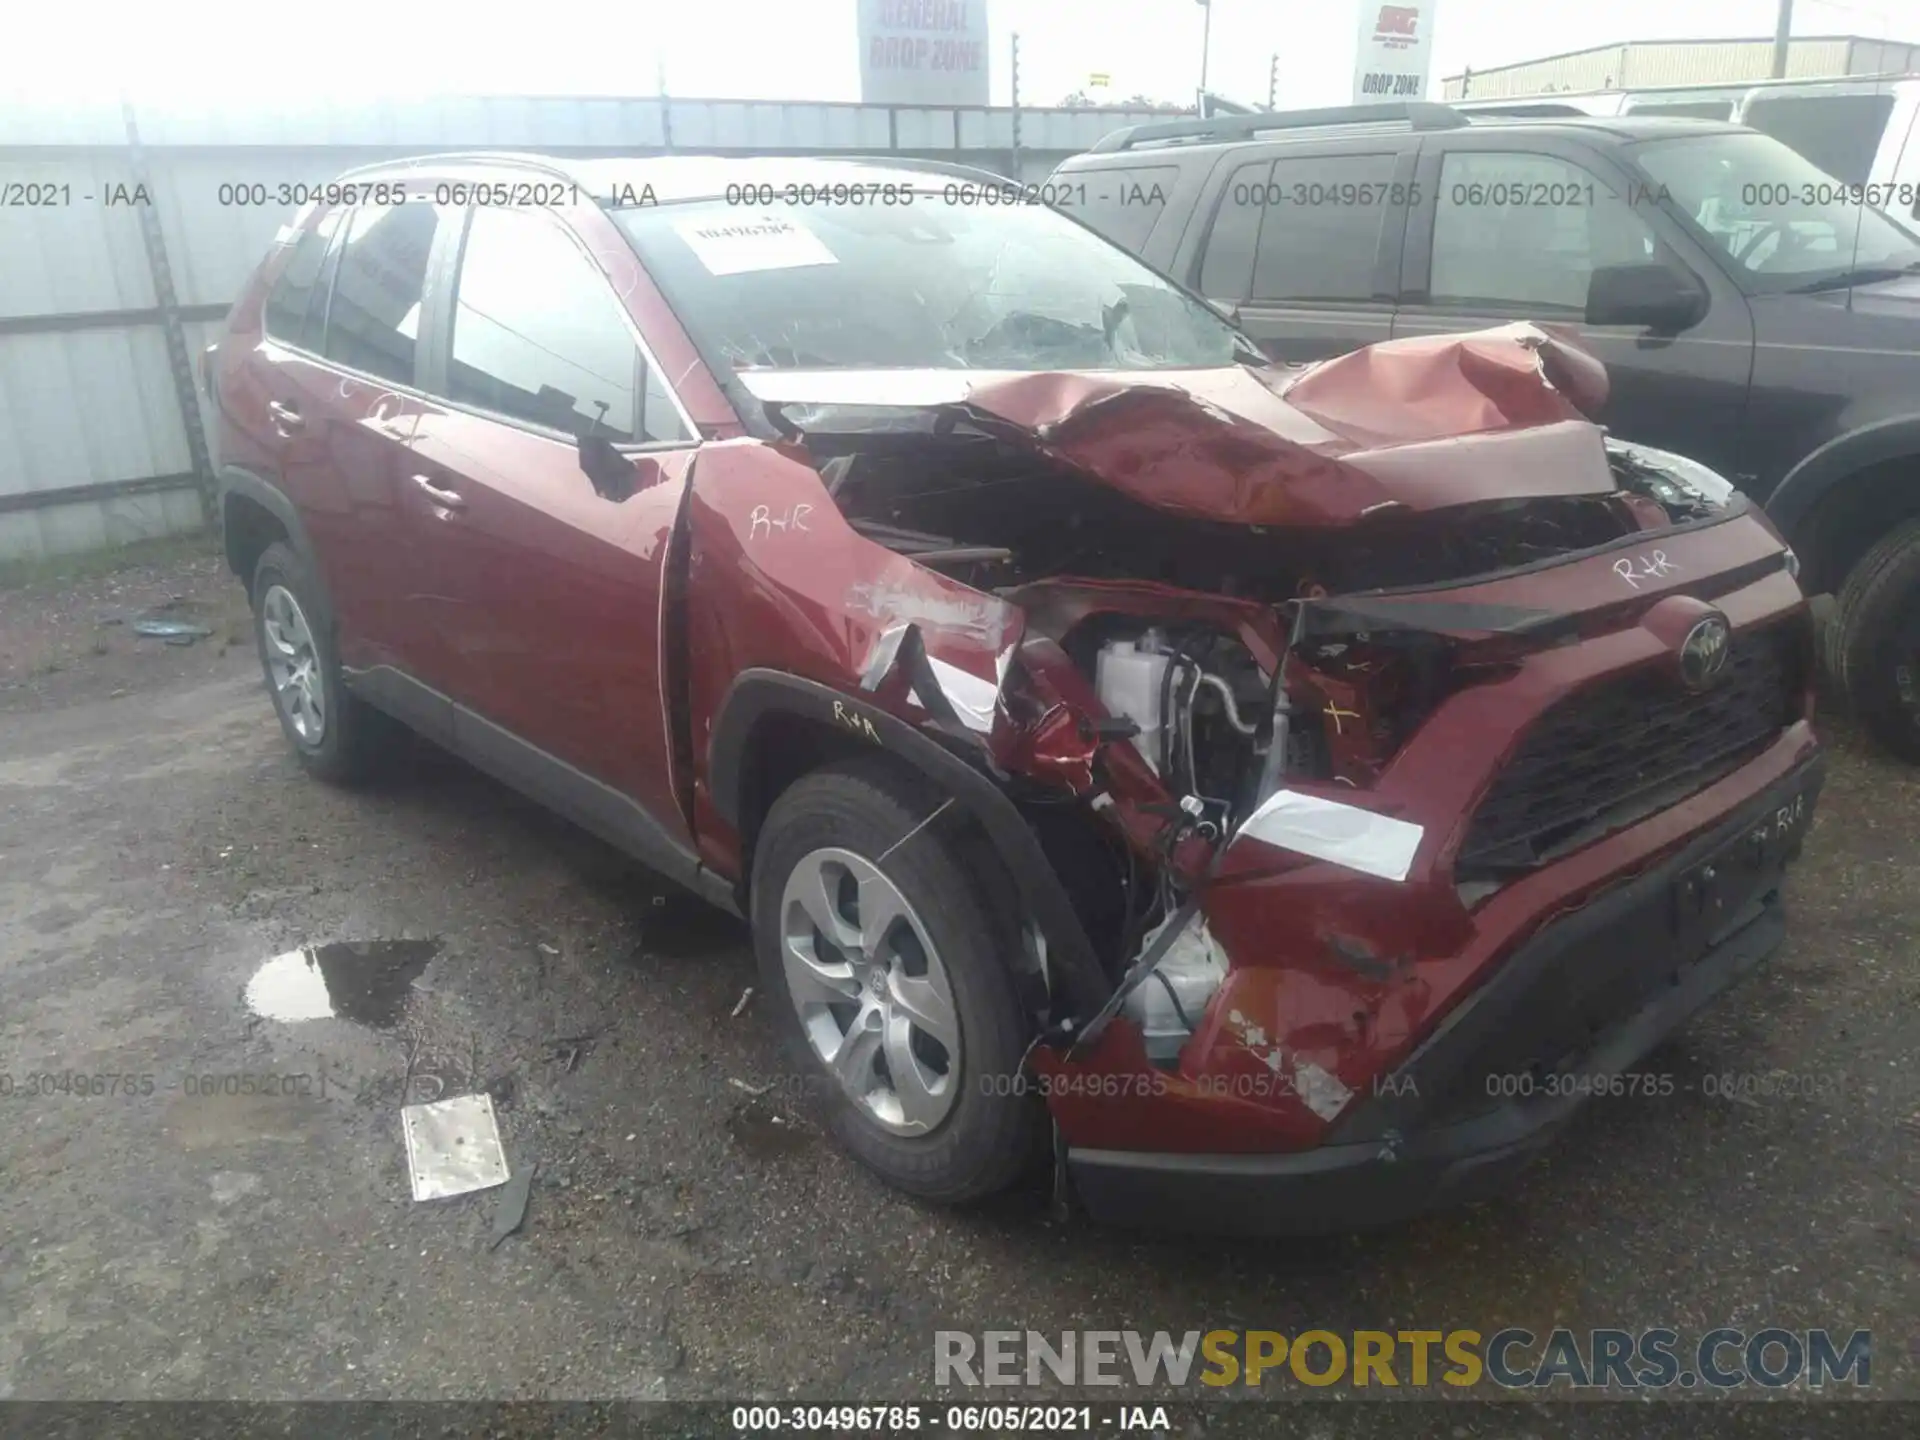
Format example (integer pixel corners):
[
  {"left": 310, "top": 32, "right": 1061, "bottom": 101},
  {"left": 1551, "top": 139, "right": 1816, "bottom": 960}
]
[{"left": 1094, "top": 637, "right": 1172, "bottom": 775}]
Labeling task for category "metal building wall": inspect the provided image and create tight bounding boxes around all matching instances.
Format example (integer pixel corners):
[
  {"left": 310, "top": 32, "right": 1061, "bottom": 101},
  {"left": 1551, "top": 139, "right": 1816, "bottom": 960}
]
[
  {"left": 1848, "top": 39, "right": 1920, "bottom": 76},
  {"left": 0, "top": 95, "right": 1167, "bottom": 562},
  {"left": 1445, "top": 35, "right": 1917, "bottom": 100}
]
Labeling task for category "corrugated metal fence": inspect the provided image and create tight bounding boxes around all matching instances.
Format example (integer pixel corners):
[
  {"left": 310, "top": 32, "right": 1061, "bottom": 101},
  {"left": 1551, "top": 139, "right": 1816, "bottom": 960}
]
[{"left": 0, "top": 94, "right": 1165, "bottom": 562}]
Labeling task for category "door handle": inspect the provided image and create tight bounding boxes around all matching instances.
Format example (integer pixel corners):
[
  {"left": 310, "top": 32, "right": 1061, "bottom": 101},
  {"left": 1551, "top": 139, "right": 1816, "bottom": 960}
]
[
  {"left": 267, "top": 400, "right": 304, "bottom": 431},
  {"left": 412, "top": 473, "right": 466, "bottom": 510}
]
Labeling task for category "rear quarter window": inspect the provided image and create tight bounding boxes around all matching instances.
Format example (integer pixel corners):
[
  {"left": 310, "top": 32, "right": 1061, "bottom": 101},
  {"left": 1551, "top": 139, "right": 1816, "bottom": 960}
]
[
  {"left": 263, "top": 210, "right": 342, "bottom": 350},
  {"left": 1743, "top": 93, "right": 1897, "bottom": 185},
  {"left": 1062, "top": 164, "right": 1178, "bottom": 254}
]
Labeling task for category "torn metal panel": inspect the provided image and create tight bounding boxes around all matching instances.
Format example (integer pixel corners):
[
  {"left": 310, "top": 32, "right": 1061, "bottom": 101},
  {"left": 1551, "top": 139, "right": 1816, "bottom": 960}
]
[
  {"left": 1279, "top": 320, "right": 1609, "bottom": 442},
  {"left": 858, "top": 621, "right": 1011, "bottom": 741},
  {"left": 1229, "top": 789, "right": 1426, "bottom": 883},
  {"left": 747, "top": 324, "right": 1622, "bottom": 531},
  {"left": 1325, "top": 420, "right": 1616, "bottom": 508},
  {"left": 926, "top": 656, "right": 999, "bottom": 735},
  {"left": 681, "top": 439, "right": 1019, "bottom": 747},
  {"left": 846, "top": 580, "right": 1012, "bottom": 651},
  {"left": 954, "top": 369, "right": 1387, "bottom": 528}
]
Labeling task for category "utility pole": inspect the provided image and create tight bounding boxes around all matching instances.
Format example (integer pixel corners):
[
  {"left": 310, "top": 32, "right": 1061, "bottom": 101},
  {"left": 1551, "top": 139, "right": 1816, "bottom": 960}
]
[
  {"left": 1196, "top": 0, "right": 1212, "bottom": 105},
  {"left": 1771, "top": 0, "right": 1794, "bottom": 79},
  {"left": 1010, "top": 32, "right": 1022, "bottom": 179},
  {"left": 1268, "top": 52, "right": 1279, "bottom": 110}
]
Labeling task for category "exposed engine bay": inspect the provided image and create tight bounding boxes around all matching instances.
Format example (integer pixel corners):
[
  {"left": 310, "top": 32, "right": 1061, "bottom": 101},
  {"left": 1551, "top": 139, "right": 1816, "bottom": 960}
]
[
  {"left": 715, "top": 323, "right": 1774, "bottom": 1065},
  {"left": 805, "top": 423, "right": 1711, "bottom": 600}
]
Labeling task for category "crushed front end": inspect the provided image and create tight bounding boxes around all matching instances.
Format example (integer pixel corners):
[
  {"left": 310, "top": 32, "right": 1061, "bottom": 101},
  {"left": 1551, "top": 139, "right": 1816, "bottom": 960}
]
[{"left": 689, "top": 323, "right": 1822, "bottom": 1234}]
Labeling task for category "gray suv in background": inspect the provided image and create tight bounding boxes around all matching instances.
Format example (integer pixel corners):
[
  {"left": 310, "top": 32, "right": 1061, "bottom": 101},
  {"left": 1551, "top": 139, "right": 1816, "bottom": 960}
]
[{"left": 1052, "top": 102, "right": 1920, "bottom": 761}]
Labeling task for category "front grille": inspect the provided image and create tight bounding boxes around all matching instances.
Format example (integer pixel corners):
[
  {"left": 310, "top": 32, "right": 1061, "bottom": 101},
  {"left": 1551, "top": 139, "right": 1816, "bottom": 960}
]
[{"left": 1457, "top": 626, "right": 1798, "bottom": 875}]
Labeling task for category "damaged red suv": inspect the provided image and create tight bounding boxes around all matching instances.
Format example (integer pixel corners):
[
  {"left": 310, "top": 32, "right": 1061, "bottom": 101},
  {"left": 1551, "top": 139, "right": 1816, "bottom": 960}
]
[{"left": 208, "top": 153, "right": 1822, "bottom": 1233}]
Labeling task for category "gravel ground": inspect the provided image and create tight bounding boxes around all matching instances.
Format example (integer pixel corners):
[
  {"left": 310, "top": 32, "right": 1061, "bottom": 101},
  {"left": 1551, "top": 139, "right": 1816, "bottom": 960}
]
[{"left": 0, "top": 536, "right": 1914, "bottom": 1428}]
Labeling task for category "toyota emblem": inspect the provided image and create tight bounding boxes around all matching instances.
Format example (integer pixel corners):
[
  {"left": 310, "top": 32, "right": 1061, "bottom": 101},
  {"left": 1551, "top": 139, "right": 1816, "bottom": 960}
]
[{"left": 1678, "top": 614, "right": 1732, "bottom": 691}]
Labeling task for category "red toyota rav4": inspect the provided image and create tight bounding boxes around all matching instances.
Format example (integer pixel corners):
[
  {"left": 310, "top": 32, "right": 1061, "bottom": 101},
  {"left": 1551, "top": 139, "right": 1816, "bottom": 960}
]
[{"left": 207, "top": 153, "right": 1823, "bottom": 1233}]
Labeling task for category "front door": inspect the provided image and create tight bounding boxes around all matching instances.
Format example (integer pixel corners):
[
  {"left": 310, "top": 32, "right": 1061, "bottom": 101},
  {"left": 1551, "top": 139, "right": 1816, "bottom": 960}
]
[{"left": 404, "top": 202, "right": 702, "bottom": 828}]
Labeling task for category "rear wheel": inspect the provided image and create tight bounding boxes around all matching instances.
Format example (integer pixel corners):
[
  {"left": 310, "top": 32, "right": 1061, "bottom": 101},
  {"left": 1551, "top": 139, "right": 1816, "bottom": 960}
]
[
  {"left": 751, "top": 757, "right": 1044, "bottom": 1203},
  {"left": 250, "top": 542, "right": 397, "bottom": 782},
  {"left": 1829, "top": 517, "right": 1920, "bottom": 763}
]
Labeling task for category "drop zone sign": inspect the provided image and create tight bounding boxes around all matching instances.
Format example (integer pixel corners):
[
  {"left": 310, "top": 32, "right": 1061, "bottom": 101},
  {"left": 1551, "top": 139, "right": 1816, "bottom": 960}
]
[
  {"left": 859, "top": 0, "right": 991, "bottom": 107},
  {"left": 1352, "top": 2, "right": 1438, "bottom": 103}
]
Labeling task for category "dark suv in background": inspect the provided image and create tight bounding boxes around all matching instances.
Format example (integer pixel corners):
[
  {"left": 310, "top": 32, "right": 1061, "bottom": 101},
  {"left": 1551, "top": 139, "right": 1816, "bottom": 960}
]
[{"left": 1054, "top": 101, "right": 1920, "bottom": 760}]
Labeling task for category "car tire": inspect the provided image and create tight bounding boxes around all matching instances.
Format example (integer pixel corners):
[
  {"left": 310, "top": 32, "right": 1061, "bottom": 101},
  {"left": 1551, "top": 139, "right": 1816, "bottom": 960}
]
[
  {"left": 250, "top": 541, "right": 397, "bottom": 783},
  {"left": 751, "top": 756, "right": 1046, "bottom": 1203},
  {"left": 1828, "top": 517, "right": 1920, "bottom": 763}
]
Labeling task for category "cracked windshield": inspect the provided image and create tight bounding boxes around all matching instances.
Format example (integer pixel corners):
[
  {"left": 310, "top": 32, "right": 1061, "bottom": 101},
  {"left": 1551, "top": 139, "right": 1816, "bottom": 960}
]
[{"left": 616, "top": 193, "right": 1243, "bottom": 370}]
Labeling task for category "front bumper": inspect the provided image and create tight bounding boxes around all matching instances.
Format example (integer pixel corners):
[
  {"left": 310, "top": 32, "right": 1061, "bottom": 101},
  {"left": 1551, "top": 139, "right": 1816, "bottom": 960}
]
[{"left": 1069, "top": 754, "right": 1825, "bottom": 1235}]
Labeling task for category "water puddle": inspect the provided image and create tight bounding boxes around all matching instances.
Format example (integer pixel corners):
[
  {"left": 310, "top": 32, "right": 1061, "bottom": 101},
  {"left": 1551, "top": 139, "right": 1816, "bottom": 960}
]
[{"left": 244, "top": 939, "right": 441, "bottom": 1027}]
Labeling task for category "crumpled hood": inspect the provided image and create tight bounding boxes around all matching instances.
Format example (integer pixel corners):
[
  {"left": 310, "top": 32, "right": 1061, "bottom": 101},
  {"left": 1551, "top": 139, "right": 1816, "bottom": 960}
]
[{"left": 740, "top": 322, "right": 1621, "bottom": 528}]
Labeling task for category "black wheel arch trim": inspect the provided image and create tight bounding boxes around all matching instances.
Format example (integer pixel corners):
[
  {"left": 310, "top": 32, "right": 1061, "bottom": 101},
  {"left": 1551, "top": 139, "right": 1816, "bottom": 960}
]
[
  {"left": 218, "top": 466, "right": 332, "bottom": 616},
  {"left": 1766, "top": 416, "right": 1920, "bottom": 558},
  {"left": 708, "top": 669, "right": 1113, "bottom": 1022}
]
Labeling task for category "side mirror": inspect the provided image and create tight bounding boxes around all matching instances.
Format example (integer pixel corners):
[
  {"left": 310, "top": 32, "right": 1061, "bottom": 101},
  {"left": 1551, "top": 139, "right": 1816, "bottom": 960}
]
[
  {"left": 1585, "top": 263, "right": 1708, "bottom": 333},
  {"left": 1205, "top": 297, "right": 1239, "bottom": 321},
  {"left": 578, "top": 433, "right": 640, "bottom": 502}
]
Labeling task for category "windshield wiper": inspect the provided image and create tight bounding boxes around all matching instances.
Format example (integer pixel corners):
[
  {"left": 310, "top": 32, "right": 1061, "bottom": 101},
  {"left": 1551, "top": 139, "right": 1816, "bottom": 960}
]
[
  {"left": 1788, "top": 258, "right": 1920, "bottom": 294},
  {"left": 1230, "top": 332, "right": 1269, "bottom": 367}
]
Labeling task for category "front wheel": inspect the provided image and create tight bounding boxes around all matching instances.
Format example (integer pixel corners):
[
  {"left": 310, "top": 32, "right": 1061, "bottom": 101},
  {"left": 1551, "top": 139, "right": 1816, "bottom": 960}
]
[
  {"left": 1828, "top": 518, "right": 1920, "bottom": 763},
  {"left": 750, "top": 757, "right": 1045, "bottom": 1203}
]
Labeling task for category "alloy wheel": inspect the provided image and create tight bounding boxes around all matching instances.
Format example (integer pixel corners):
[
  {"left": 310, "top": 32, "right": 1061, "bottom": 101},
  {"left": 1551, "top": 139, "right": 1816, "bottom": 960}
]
[
  {"left": 261, "top": 583, "right": 326, "bottom": 745},
  {"left": 779, "top": 846, "right": 962, "bottom": 1135}
]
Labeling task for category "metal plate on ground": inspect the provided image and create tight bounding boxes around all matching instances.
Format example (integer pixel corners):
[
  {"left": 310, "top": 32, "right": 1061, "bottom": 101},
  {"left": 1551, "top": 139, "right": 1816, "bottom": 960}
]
[{"left": 401, "top": 1093, "right": 510, "bottom": 1201}]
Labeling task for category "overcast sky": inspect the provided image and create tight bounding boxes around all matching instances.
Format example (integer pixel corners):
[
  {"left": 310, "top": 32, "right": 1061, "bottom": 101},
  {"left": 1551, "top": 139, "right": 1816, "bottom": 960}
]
[{"left": 5, "top": 0, "right": 1915, "bottom": 106}]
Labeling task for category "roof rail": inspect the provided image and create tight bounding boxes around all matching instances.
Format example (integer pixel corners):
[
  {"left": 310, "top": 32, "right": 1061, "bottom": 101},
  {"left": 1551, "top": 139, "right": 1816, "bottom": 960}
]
[
  {"left": 1089, "top": 101, "right": 1467, "bottom": 153},
  {"left": 1452, "top": 101, "right": 1593, "bottom": 117}
]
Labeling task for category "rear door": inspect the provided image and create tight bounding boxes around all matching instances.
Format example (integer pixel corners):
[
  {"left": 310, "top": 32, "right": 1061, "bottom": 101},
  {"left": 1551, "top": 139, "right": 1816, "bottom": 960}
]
[
  {"left": 1186, "top": 139, "right": 1416, "bottom": 363},
  {"left": 1053, "top": 160, "right": 1187, "bottom": 271},
  {"left": 1391, "top": 132, "right": 1755, "bottom": 479},
  {"left": 405, "top": 199, "right": 701, "bottom": 828},
  {"left": 299, "top": 198, "right": 460, "bottom": 707}
]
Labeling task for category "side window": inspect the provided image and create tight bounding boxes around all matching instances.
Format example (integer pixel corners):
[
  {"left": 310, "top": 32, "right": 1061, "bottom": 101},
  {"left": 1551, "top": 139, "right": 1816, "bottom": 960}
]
[
  {"left": 1068, "top": 164, "right": 1178, "bottom": 254},
  {"left": 449, "top": 207, "right": 691, "bottom": 445},
  {"left": 324, "top": 202, "right": 444, "bottom": 386},
  {"left": 1430, "top": 151, "right": 1655, "bottom": 311},
  {"left": 263, "top": 209, "right": 343, "bottom": 350},
  {"left": 1198, "top": 160, "right": 1269, "bottom": 300},
  {"left": 1743, "top": 93, "right": 1895, "bottom": 186},
  {"left": 1250, "top": 153, "right": 1397, "bottom": 303}
]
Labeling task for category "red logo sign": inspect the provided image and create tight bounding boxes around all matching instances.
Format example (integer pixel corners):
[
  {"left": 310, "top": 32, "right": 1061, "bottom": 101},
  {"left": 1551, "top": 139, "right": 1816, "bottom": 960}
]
[{"left": 1376, "top": 5, "right": 1419, "bottom": 37}]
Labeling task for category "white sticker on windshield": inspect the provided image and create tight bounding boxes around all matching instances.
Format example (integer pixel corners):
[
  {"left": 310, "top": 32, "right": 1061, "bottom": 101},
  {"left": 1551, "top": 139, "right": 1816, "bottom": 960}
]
[{"left": 673, "top": 213, "right": 838, "bottom": 276}]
